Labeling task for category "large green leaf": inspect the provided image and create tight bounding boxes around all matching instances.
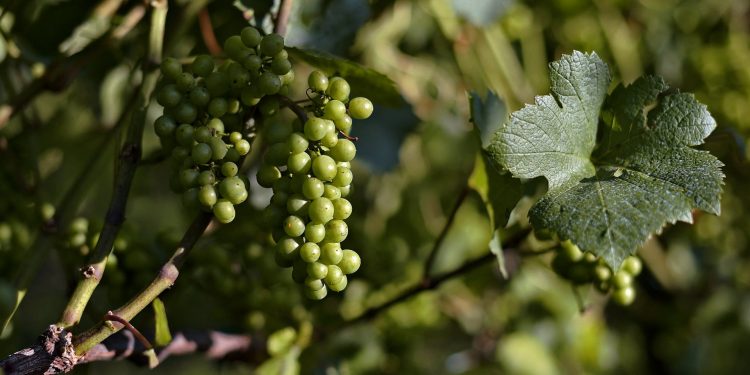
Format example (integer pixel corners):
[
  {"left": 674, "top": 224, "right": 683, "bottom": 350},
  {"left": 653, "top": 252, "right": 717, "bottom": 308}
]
[
  {"left": 286, "top": 47, "right": 402, "bottom": 106},
  {"left": 488, "top": 51, "right": 723, "bottom": 268}
]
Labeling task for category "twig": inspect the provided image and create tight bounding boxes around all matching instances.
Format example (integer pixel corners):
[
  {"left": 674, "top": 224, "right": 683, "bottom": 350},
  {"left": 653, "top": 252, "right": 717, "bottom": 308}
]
[
  {"left": 102, "top": 312, "right": 153, "bottom": 351},
  {"left": 277, "top": 94, "right": 308, "bottom": 123},
  {"left": 347, "top": 227, "right": 531, "bottom": 324},
  {"left": 72, "top": 212, "right": 213, "bottom": 355},
  {"left": 198, "top": 8, "right": 222, "bottom": 56},
  {"left": 422, "top": 184, "right": 470, "bottom": 279},
  {"left": 273, "top": 0, "right": 294, "bottom": 35}
]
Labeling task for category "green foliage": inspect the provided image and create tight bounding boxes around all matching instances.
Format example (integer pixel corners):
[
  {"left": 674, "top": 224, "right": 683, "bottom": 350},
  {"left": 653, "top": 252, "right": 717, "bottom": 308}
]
[{"left": 489, "top": 51, "right": 723, "bottom": 268}]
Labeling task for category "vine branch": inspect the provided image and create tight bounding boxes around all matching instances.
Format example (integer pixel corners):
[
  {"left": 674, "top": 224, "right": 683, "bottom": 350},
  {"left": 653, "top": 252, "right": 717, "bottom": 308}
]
[{"left": 273, "top": 0, "right": 294, "bottom": 35}]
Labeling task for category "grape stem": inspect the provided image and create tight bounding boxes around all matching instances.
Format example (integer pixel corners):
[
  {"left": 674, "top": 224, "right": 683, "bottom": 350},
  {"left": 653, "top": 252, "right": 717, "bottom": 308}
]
[
  {"left": 347, "top": 227, "right": 531, "bottom": 324},
  {"left": 57, "top": 0, "right": 167, "bottom": 329},
  {"left": 277, "top": 94, "right": 309, "bottom": 123},
  {"left": 273, "top": 0, "right": 294, "bottom": 35},
  {"left": 102, "top": 312, "right": 153, "bottom": 351},
  {"left": 198, "top": 8, "right": 222, "bottom": 56}
]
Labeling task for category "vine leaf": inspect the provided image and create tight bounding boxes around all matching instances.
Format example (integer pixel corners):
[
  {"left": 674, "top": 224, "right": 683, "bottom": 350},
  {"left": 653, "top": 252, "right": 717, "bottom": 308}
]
[
  {"left": 468, "top": 92, "right": 522, "bottom": 277},
  {"left": 286, "top": 47, "right": 401, "bottom": 106},
  {"left": 488, "top": 51, "right": 724, "bottom": 269}
]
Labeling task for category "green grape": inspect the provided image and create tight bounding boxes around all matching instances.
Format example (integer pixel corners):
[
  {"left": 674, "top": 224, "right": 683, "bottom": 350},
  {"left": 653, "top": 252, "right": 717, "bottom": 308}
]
[
  {"left": 320, "top": 132, "right": 339, "bottom": 149},
  {"left": 323, "top": 184, "right": 342, "bottom": 200},
  {"left": 174, "top": 102, "right": 198, "bottom": 123},
  {"left": 307, "top": 262, "right": 328, "bottom": 279},
  {"left": 324, "top": 100, "right": 347, "bottom": 120},
  {"left": 260, "top": 34, "right": 285, "bottom": 56},
  {"left": 275, "top": 50, "right": 289, "bottom": 60},
  {"left": 171, "top": 146, "right": 189, "bottom": 162},
  {"left": 594, "top": 264, "right": 612, "bottom": 282},
  {"left": 612, "top": 271, "right": 633, "bottom": 289},
  {"left": 234, "top": 139, "right": 251, "bottom": 155},
  {"left": 304, "top": 222, "right": 326, "bottom": 243},
  {"left": 241, "top": 54, "right": 263, "bottom": 73},
  {"left": 305, "top": 277, "right": 324, "bottom": 291},
  {"left": 275, "top": 237, "right": 300, "bottom": 265},
  {"left": 229, "top": 131, "right": 243, "bottom": 144},
  {"left": 240, "top": 26, "right": 262, "bottom": 48},
  {"left": 221, "top": 162, "right": 238, "bottom": 177},
  {"left": 328, "top": 276, "right": 348, "bottom": 292},
  {"left": 332, "top": 167, "right": 353, "bottom": 187},
  {"left": 320, "top": 243, "right": 343, "bottom": 265},
  {"left": 258, "top": 72, "right": 282, "bottom": 95},
  {"left": 339, "top": 250, "right": 360, "bottom": 274},
  {"left": 312, "top": 155, "right": 337, "bottom": 181},
  {"left": 208, "top": 137, "right": 228, "bottom": 160},
  {"left": 612, "top": 286, "right": 636, "bottom": 306},
  {"left": 621, "top": 256, "right": 642, "bottom": 275},
  {"left": 334, "top": 115, "right": 352, "bottom": 134},
  {"left": 270, "top": 57, "right": 292, "bottom": 75},
  {"left": 283, "top": 215, "right": 306, "bottom": 237},
  {"left": 309, "top": 197, "right": 334, "bottom": 224},
  {"left": 197, "top": 170, "right": 216, "bottom": 186},
  {"left": 191, "top": 54, "right": 214, "bottom": 77},
  {"left": 286, "top": 195, "right": 309, "bottom": 216},
  {"left": 304, "top": 284, "right": 327, "bottom": 300},
  {"left": 348, "top": 97, "right": 374, "bottom": 119},
  {"left": 154, "top": 115, "right": 177, "bottom": 138},
  {"left": 299, "top": 242, "right": 321, "bottom": 263},
  {"left": 326, "top": 77, "right": 350, "bottom": 102},
  {"left": 304, "top": 117, "right": 328, "bottom": 141},
  {"left": 208, "top": 98, "right": 228, "bottom": 118},
  {"left": 70, "top": 217, "right": 89, "bottom": 234},
  {"left": 191, "top": 143, "right": 213, "bottom": 164},
  {"left": 157, "top": 84, "right": 182, "bottom": 107},
  {"left": 287, "top": 132, "right": 309, "bottom": 154},
  {"left": 259, "top": 97, "right": 280, "bottom": 116},
  {"left": 207, "top": 118, "right": 225, "bottom": 134},
  {"left": 324, "top": 265, "right": 344, "bottom": 286},
  {"left": 199, "top": 185, "right": 218, "bottom": 208},
  {"left": 332, "top": 198, "right": 352, "bottom": 220},
  {"left": 160, "top": 57, "right": 182, "bottom": 79},
  {"left": 179, "top": 169, "right": 199, "bottom": 188},
  {"left": 189, "top": 86, "right": 210, "bottom": 107},
  {"left": 265, "top": 120, "right": 293, "bottom": 144},
  {"left": 219, "top": 176, "right": 248, "bottom": 204},
  {"left": 257, "top": 165, "right": 282, "bottom": 188},
  {"left": 324, "top": 220, "right": 348, "bottom": 242},
  {"left": 288, "top": 152, "right": 312, "bottom": 174},
  {"left": 328, "top": 139, "right": 356, "bottom": 162},
  {"left": 302, "top": 177, "right": 325, "bottom": 200},
  {"left": 225, "top": 147, "right": 241, "bottom": 163},
  {"left": 227, "top": 64, "right": 250, "bottom": 90},
  {"left": 205, "top": 71, "right": 230, "bottom": 97},
  {"left": 213, "top": 199, "right": 236, "bottom": 224},
  {"left": 193, "top": 126, "right": 212, "bottom": 143},
  {"left": 560, "top": 241, "right": 583, "bottom": 261},
  {"left": 308, "top": 70, "right": 329, "bottom": 92},
  {"left": 176, "top": 72, "right": 196, "bottom": 91},
  {"left": 264, "top": 143, "right": 292, "bottom": 166},
  {"left": 224, "top": 35, "right": 248, "bottom": 60}
]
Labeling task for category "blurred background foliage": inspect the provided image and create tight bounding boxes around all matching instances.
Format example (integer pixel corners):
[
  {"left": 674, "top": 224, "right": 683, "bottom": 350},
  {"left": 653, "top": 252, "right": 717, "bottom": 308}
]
[{"left": 1, "top": 0, "right": 749, "bottom": 374}]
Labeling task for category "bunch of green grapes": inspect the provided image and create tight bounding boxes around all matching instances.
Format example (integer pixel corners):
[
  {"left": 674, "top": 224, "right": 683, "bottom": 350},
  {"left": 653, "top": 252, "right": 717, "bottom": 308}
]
[
  {"left": 258, "top": 70, "right": 372, "bottom": 300},
  {"left": 153, "top": 27, "right": 294, "bottom": 224},
  {"left": 551, "top": 241, "right": 643, "bottom": 306}
]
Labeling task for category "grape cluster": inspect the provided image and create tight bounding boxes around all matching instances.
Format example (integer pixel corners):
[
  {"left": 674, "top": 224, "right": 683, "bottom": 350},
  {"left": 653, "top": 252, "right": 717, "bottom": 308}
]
[
  {"left": 551, "top": 241, "right": 643, "bottom": 306},
  {"left": 258, "top": 71, "right": 372, "bottom": 299},
  {"left": 153, "top": 27, "right": 294, "bottom": 224}
]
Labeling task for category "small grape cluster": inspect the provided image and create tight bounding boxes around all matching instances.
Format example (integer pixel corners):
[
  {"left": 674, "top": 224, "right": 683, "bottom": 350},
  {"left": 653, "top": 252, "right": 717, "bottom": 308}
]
[
  {"left": 552, "top": 241, "right": 643, "bottom": 306},
  {"left": 153, "top": 27, "right": 294, "bottom": 224},
  {"left": 258, "top": 70, "right": 372, "bottom": 299}
]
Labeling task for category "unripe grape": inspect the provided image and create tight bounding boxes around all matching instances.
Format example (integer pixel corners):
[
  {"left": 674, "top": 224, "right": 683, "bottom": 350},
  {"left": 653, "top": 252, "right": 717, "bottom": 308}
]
[
  {"left": 612, "top": 286, "right": 636, "bottom": 306},
  {"left": 561, "top": 240, "right": 583, "bottom": 261},
  {"left": 307, "top": 262, "right": 328, "bottom": 279},
  {"left": 160, "top": 57, "right": 182, "bottom": 80},
  {"left": 197, "top": 170, "right": 216, "bottom": 186},
  {"left": 189, "top": 86, "right": 210, "bottom": 107},
  {"left": 191, "top": 143, "right": 213, "bottom": 164},
  {"left": 205, "top": 71, "right": 230, "bottom": 97},
  {"left": 594, "top": 264, "right": 612, "bottom": 281},
  {"left": 259, "top": 96, "right": 280, "bottom": 116},
  {"left": 305, "top": 284, "right": 328, "bottom": 300},
  {"left": 308, "top": 70, "right": 329, "bottom": 92},
  {"left": 621, "top": 256, "right": 642, "bottom": 276},
  {"left": 312, "top": 155, "right": 337, "bottom": 181},
  {"left": 179, "top": 169, "right": 200, "bottom": 188},
  {"left": 332, "top": 167, "right": 353, "bottom": 187},
  {"left": 320, "top": 243, "right": 343, "bottom": 265},
  {"left": 324, "top": 184, "right": 342, "bottom": 200},
  {"left": 263, "top": 143, "right": 291, "bottom": 167},
  {"left": 207, "top": 118, "right": 225, "bottom": 134},
  {"left": 320, "top": 132, "right": 339, "bottom": 149},
  {"left": 326, "top": 77, "right": 350, "bottom": 102},
  {"left": 283, "top": 215, "right": 306, "bottom": 237},
  {"left": 348, "top": 97, "right": 374, "bottom": 119},
  {"left": 174, "top": 102, "right": 198, "bottom": 123},
  {"left": 304, "top": 117, "right": 328, "bottom": 141},
  {"left": 199, "top": 185, "right": 218, "bottom": 208},
  {"left": 612, "top": 271, "right": 633, "bottom": 289},
  {"left": 339, "top": 250, "right": 360, "bottom": 274},
  {"left": 213, "top": 199, "right": 236, "bottom": 223},
  {"left": 240, "top": 26, "right": 262, "bottom": 47},
  {"left": 154, "top": 115, "right": 177, "bottom": 137},
  {"left": 324, "top": 265, "right": 344, "bottom": 286},
  {"left": 234, "top": 139, "right": 251, "bottom": 155},
  {"left": 208, "top": 98, "right": 228, "bottom": 118},
  {"left": 219, "top": 176, "right": 247, "bottom": 204},
  {"left": 257, "top": 165, "right": 282, "bottom": 188},
  {"left": 157, "top": 84, "right": 182, "bottom": 108},
  {"left": 224, "top": 35, "right": 248, "bottom": 60},
  {"left": 305, "top": 277, "right": 324, "bottom": 291},
  {"left": 328, "top": 139, "right": 356, "bottom": 162},
  {"left": 260, "top": 34, "right": 285, "bottom": 56},
  {"left": 309, "top": 197, "right": 334, "bottom": 224},
  {"left": 324, "top": 100, "right": 347, "bottom": 120},
  {"left": 265, "top": 121, "right": 293, "bottom": 144},
  {"left": 193, "top": 126, "right": 212, "bottom": 143},
  {"left": 288, "top": 152, "right": 312, "bottom": 174},
  {"left": 225, "top": 147, "right": 241, "bottom": 163},
  {"left": 191, "top": 55, "right": 214, "bottom": 77},
  {"left": 332, "top": 198, "right": 352, "bottom": 220},
  {"left": 334, "top": 115, "right": 352, "bottom": 134},
  {"left": 229, "top": 132, "right": 243, "bottom": 144},
  {"left": 176, "top": 72, "right": 196, "bottom": 91},
  {"left": 302, "top": 177, "right": 325, "bottom": 200},
  {"left": 241, "top": 54, "right": 262, "bottom": 73},
  {"left": 299, "top": 242, "right": 321, "bottom": 263},
  {"left": 221, "top": 162, "right": 238, "bottom": 177},
  {"left": 270, "top": 57, "right": 292, "bottom": 75},
  {"left": 287, "top": 132, "right": 309, "bottom": 154},
  {"left": 328, "top": 276, "right": 348, "bottom": 292},
  {"left": 208, "top": 137, "right": 228, "bottom": 160},
  {"left": 275, "top": 237, "right": 300, "bottom": 264},
  {"left": 258, "top": 72, "right": 282, "bottom": 95},
  {"left": 304, "top": 222, "right": 326, "bottom": 243}
]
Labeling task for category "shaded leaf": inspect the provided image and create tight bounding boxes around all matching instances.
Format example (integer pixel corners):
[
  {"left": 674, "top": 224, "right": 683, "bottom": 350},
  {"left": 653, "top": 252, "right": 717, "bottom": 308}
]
[
  {"left": 469, "top": 91, "right": 506, "bottom": 148},
  {"left": 286, "top": 47, "right": 402, "bottom": 106}
]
